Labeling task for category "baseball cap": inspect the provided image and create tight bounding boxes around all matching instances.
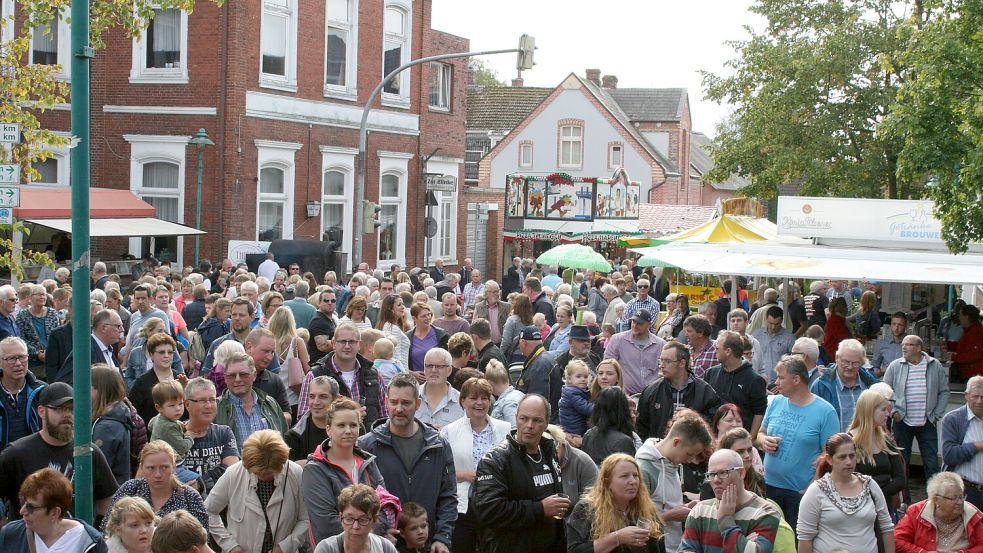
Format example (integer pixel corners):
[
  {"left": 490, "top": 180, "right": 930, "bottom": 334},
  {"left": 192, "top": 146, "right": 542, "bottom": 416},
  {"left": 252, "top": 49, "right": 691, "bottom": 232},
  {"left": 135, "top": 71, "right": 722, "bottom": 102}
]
[
  {"left": 520, "top": 326, "right": 542, "bottom": 341},
  {"left": 630, "top": 309, "right": 654, "bottom": 324},
  {"left": 39, "top": 382, "right": 74, "bottom": 407}
]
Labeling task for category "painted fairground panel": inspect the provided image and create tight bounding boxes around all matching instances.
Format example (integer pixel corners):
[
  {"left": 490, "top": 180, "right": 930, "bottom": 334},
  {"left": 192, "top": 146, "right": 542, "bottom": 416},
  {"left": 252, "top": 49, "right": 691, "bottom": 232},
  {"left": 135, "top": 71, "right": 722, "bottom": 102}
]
[{"left": 505, "top": 175, "right": 525, "bottom": 218}]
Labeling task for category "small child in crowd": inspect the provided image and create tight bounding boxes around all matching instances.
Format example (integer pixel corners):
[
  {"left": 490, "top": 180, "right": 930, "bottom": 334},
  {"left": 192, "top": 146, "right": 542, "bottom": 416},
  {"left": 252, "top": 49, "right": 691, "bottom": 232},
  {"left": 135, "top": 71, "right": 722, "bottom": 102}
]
[
  {"left": 148, "top": 380, "right": 200, "bottom": 485},
  {"left": 533, "top": 313, "right": 549, "bottom": 338},
  {"left": 372, "top": 337, "right": 404, "bottom": 387},
  {"left": 395, "top": 502, "right": 429, "bottom": 553},
  {"left": 558, "top": 360, "right": 593, "bottom": 444}
]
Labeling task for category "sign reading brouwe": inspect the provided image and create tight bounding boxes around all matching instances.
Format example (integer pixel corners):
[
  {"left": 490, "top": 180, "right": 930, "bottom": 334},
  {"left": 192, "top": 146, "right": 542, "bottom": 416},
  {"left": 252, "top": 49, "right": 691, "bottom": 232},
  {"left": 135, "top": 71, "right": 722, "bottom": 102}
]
[{"left": 777, "top": 197, "right": 944, "bottom": 243}]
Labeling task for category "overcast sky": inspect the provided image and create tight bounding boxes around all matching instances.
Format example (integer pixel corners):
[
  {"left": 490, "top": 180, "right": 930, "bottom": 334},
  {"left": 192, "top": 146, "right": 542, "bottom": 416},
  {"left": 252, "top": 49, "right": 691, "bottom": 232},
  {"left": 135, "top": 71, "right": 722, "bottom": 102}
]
[{"left": 431, "top": 0, "right": 764, "bottom": 136}]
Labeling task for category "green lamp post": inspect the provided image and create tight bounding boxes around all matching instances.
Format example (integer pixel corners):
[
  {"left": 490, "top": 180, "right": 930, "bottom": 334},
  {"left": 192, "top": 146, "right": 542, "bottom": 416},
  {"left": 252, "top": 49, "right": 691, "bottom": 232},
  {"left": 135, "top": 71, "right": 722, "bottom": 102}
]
[{"left": 189, "top": 128, "right": 214, "bottom": 267}]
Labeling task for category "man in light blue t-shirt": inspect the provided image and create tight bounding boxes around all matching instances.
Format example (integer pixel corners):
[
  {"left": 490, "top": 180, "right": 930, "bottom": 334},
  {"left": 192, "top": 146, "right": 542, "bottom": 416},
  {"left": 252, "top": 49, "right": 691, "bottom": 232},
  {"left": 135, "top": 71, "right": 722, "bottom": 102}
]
[{"left": 756, "top": 354, "right": 839, "bottom": 532}]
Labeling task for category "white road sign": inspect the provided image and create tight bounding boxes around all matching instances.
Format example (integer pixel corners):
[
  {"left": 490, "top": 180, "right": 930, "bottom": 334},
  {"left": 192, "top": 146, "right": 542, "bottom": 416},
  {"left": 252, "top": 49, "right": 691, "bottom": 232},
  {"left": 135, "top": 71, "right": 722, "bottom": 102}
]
[
  {"left": 0, "top": 186, "right": 20, "bottom": 207},
  {"left": 0, "top": 165, "right": 19, "bottom": 185},
  {"left": 0, "top": 123, "right": 20, "bottom": 143}
]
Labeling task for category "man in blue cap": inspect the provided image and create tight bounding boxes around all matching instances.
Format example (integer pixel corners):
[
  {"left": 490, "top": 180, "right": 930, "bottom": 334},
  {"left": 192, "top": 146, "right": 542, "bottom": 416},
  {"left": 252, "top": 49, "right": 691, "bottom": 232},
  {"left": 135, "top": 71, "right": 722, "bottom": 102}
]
[{"left": 516, "top": 326, "right": 561, "bottom": 422}]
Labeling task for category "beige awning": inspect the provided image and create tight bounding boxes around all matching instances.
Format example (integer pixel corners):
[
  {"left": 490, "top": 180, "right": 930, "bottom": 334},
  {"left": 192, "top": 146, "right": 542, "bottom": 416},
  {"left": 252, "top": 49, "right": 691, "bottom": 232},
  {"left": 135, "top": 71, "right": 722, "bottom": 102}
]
[{"left": 25, "top": 217, "right": 205, "bottom": 238}]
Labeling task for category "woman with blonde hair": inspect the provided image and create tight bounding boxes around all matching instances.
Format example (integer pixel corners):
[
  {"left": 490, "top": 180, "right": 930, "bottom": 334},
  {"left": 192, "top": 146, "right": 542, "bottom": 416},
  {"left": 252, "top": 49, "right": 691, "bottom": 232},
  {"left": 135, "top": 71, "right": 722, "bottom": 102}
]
[
  {"left": 101, "top": 440, "right": 208, "bottom": 533},
  {"left": 205, "top": 429, "right": 309, "bottom": 553},
  {"left": 566, "top": 453, "right": 665, "bottom": 552},
  {"left": 197, "top": 297, "right": 232, "bottom": 352},
  {"left": 104, "top": 497, "right": 157, "bottom": 553},
  {"left": 259, "top": 291, "right": 285, "bottom": 328},
  {"left": 268, "top": 306, "right": 310, "bottom": 412},
  {"left": 848, "top": 389, "right": 905, "bottom": 513},
  {"left": 340, "top": 296, "right": 372, "bottom": 332},
  {"left": 590, "top": 359, "right": 625, "bottom": 400}
]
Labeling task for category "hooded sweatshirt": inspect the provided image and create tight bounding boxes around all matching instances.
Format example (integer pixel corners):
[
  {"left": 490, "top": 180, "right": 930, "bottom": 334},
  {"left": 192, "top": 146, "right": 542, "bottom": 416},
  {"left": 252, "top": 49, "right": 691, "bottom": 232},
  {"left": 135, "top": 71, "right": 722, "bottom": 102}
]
[
  {"left": 93, "top": 401, "right": 134, "bottom": 486},
  {"left": 636, "top": 438, "right": 684, "bottom": 552}
]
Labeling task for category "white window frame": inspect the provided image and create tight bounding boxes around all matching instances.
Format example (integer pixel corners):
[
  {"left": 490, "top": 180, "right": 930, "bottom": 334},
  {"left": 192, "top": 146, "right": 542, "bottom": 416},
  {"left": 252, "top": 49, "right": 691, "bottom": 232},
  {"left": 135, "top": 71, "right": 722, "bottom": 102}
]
[
  {"left": 28, "top": 9, "right": 70, "bottom": 80},
  {"left": 1, "top": 0, "right": 16, "bottom": 44},
  {"left": 558, "top": 122, "right": 583, "bottom": 169},
  {"left": 380, "top": 0, "right": 412, "bottom": 108},
  {"left": 323, "top": 0, "right": 358, "bottom": 100},
  {"left": 129, "top": 6, "right": 189, "bottom": 84},
  {"left": 608, "top": 142, "right": 624, "bottom": 170},
  {"left": 427, "top": 190, "right": 457, "bottom": 262},
  {"left": 320, "top": 146, "right": 356, "bottom": 271},
  {"left": 29, "top": 131, "right": 71, "bottom": 187},
  {"left": 124, "top": 134, "right": 190, "bottom": 268},
  {"left": 518, "top": 141, "right": 533, "bottom": 168},
  {"left": 255, "top": 139, "right": 302, "bottom": 241},
  {"left": 377, "top": 151, "right": 412, "bottom": 268},
  {"left": 428, "top": 62, "right": 451, "bottom": 111},
  {"left": 259, "top": 0, "right": 298, "bottom": 92}
]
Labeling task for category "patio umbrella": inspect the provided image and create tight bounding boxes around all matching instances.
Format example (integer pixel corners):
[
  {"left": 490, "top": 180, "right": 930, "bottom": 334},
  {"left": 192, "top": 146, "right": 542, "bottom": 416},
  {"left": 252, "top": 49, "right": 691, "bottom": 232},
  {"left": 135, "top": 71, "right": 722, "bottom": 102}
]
[{"left": 536, "top": 243, "right": 613, "bottom": 273}]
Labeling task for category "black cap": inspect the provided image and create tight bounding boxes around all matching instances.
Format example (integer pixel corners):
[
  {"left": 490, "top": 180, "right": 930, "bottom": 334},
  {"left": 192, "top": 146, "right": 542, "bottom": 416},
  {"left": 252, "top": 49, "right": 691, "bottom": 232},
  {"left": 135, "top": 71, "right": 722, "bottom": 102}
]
[
  {"left": 631, "top": 309, "right": 654, "bottom": 324},
  {"left": 520, "top": 325, "right": 542, "bottom": 341},
  {"left": 39, "top": 382, "right": 74, "bottom": 407},
  {"left": 569, "top": 325, "right": 592, "bottom": 341}
]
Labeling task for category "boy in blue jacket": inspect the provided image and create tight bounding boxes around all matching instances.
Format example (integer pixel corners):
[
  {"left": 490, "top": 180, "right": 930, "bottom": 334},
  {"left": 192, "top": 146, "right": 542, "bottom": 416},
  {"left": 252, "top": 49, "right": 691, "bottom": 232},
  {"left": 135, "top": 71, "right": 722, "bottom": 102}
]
[{"left": 558, "top": 360, "right": 593, "bottom": 443}]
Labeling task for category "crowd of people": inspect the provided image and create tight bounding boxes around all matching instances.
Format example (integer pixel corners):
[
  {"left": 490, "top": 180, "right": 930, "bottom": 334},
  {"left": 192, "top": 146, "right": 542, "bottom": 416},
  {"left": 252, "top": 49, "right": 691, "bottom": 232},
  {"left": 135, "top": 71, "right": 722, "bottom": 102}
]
[{"left": 0, "top": 252, "right": 982, "bottom": 553}]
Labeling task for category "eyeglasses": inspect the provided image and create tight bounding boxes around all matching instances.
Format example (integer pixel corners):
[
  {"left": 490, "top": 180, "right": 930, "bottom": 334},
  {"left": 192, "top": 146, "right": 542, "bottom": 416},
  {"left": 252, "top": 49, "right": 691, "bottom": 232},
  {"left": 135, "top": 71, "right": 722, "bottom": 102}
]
[
  {"left": 2, "top": 354, "right": 28, "bottom": 363},
  {"left": 424, "top": 364, "right": 451, "bottom": 370},
  {"left": 289, "top": 267, "right": 300, "bottom": 271},
  {"left": 44, "top": 404, "right": 73, "bottom": 414},
  {"left": 341, "top": 515, "right": 372, "bottom": 527},
  {"left": 153, "top": 349, "right": 175, "bottom": 356},
  {"left": 103, "top": 323, "right": 124, "bottom": 330},
  {"left": 321, "top": 299, "right": 336, "bottom": 304},
  {"left": 937, "top": 493, "right": 966, "bottom": 503},
  {"left": 658, "top": 358, "right": 681, "bottom": 365},
  {"left": 637, "top": 285, "right": 649, "bottom": 289},
  {"left": 225, "top": 372, "right": 253, "bottom": 381},
  {"left": 19, "top": 499, "right": 47, "bottom": 514},
  {"left": 187, "top": 398, "right": 218, "bottom": 404},
  {"left": 335, "top": 339, "right": 359, "bottom": 347},
  {"left": 705, "top": 467, "right": 743, "bottom": 481},
  {"left": 838, "top": 360, "right": 863, "bottom": 368}
]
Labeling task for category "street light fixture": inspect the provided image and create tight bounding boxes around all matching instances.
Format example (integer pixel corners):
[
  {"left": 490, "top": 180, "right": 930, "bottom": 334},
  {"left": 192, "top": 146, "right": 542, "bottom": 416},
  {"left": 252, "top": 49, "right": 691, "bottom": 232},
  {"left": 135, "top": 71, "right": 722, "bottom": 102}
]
[{"left": 189, "top": 128, "right": 214, "bottom": 267}]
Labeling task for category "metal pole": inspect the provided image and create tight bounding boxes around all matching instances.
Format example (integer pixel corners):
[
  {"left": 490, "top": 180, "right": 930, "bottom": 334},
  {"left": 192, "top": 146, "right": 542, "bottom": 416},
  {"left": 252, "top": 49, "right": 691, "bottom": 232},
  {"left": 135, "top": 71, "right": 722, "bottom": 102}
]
[
  {"left": 195, "top": 147, "right": 204, "bottom": 266},
  {"left": 70, "top": 0, "right": 94, "bottom": 524},
  {"left": 353, "top": 48, "right": 518, "bottom": 269}
]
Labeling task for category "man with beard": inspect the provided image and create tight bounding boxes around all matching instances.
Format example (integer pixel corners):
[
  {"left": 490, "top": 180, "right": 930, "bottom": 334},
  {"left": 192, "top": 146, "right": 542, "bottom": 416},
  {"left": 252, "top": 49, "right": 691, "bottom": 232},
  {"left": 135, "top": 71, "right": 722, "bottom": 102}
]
[
  {"left": 553, "top": 325, "right": 601, "bottom": 377},
  {"left": 0, "top": 382, "right": 118, "bottom": 517}
]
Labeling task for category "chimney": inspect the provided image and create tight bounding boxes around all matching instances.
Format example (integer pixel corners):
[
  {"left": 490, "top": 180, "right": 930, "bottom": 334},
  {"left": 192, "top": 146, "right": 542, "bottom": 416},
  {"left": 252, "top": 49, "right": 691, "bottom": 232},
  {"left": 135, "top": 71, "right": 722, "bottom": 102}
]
[
  {"left": 586, "top": 68, "right": 601, "bottom": 86},
  {"left": 601, "top": 75, "right": 618, "bottom": 89},
  {"left": 511, "top": 77, "right": 524, "bottom": 87}
]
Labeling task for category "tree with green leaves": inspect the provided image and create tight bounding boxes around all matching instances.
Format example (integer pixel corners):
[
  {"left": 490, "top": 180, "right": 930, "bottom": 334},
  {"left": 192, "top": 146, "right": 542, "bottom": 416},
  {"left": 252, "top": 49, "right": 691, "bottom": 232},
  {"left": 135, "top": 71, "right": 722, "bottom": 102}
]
[
  {"left": 885, "top": 0, "right": 983, "bottom": 253},
  {"left": 701, "top": 0, "right": 924, "bottom": 201},
  {"left": 470, "top": 58, "right": 505, "bottom": 87}
]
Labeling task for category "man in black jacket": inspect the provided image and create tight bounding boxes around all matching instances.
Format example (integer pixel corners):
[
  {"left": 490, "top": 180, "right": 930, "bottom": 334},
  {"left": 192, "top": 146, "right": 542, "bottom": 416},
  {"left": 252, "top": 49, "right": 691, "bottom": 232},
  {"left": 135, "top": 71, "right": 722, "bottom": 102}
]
[
  {"left": 309, "top": 323, "right": 385, "bottom": 426},
  {"left": 357, "top": 373, "right": 456, "bottom": 552},
  {"left": 636, "top": 341, "right": 720, "bottom": 440},
  {"left": 703, "top": 330, "right": 768, "bottom": 439},
  {"left": 470, "top": 319, "right": 506, "bottom": 373},
  {"left": 524, "top": 277, "right": 556, "bottom": 326},
  {"left": 475, "top": 394, "right": 569, "bottom": 553}
]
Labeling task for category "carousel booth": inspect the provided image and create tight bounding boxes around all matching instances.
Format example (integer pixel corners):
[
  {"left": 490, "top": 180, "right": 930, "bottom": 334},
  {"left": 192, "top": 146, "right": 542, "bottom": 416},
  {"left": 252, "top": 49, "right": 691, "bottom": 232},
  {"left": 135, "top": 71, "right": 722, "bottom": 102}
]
[{"left": 504, "top": 169, "right": 643, "bottom": 264}]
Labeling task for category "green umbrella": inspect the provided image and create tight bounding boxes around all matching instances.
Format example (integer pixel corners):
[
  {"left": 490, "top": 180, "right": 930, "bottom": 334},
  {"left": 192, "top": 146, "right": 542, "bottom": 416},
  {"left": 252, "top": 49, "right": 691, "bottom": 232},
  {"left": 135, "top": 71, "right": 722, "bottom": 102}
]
[
  {"left": 637, "top": 253, "right": 675, "bottom": 268},
  {"left": 536, "top": 243, "right": 612, "bottom": 272}
]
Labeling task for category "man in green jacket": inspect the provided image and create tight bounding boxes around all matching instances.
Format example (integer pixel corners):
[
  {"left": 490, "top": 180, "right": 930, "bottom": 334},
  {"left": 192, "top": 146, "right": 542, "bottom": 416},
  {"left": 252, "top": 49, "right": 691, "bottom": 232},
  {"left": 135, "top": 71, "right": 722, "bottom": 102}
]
[{"left": 213, "top": 351, "right": 286, "bottom": 447}]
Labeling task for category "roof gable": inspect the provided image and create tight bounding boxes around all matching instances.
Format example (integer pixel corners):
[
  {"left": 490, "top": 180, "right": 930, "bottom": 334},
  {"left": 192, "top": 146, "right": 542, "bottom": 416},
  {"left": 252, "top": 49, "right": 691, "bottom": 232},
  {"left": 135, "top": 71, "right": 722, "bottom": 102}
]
[{"left": 607, "top": 88, "right": 687, "bottom": 122}]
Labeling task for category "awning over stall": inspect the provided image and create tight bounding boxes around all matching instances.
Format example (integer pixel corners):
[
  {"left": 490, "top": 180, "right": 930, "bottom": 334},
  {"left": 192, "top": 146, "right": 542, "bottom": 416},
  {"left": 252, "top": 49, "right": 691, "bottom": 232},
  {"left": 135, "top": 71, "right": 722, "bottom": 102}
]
[
  {"left": 24, "top": 217, "right": 204, "bottom": 237},
  {"left": 630, "top": 241, "right": 983, "bottom": 285}
]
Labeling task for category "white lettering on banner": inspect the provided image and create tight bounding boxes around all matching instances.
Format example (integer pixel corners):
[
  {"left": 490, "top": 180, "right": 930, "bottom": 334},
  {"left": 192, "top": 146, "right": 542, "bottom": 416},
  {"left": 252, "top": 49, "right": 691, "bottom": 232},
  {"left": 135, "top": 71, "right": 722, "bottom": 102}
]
[
  {"left": 777, "top": 196, "right": 949, "bottom": 244},
  {"left": 532, "top": 472, "right": 555, "bottom": 487}
]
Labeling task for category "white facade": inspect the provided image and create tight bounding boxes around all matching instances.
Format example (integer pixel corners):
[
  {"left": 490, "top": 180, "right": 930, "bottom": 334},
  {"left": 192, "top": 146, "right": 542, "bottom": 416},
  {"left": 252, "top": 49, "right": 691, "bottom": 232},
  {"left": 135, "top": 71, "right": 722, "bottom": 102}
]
[{"left": 488, "top": 86, "right": 653, "bottom": 200}]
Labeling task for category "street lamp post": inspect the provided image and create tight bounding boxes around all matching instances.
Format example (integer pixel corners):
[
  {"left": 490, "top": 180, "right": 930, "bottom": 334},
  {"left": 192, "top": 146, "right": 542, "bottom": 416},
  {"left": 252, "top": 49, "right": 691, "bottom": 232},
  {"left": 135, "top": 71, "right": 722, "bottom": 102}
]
[
  {"left": 189, "top": 128, "right": 214, "bottom": 267},
  {"left": 352, "top": 37, "right": 535, "bottom": 269}
]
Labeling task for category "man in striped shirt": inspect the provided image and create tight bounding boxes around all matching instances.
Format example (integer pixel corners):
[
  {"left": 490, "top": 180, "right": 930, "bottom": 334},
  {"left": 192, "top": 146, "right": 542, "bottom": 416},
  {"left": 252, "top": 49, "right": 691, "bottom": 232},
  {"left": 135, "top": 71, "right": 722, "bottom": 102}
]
[
  {"left": 883, "top": 334, "right": 950, "bottom": 481},
  {"left": 618, "top": 278, "right": 660, "bottom": 330},
  {"left": 942, "top": 376, "right": 983, "bottom": 509},
  {"left": 679, "top": 449, "right": 780, "bottom": 553}
]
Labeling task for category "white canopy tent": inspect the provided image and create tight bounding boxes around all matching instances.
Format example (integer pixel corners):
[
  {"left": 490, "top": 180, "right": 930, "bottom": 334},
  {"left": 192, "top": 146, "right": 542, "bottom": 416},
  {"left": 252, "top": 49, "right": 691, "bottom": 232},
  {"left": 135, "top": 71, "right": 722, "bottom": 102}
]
[{"left": 630, "top": 241, "right": 983, "bottom": 285}]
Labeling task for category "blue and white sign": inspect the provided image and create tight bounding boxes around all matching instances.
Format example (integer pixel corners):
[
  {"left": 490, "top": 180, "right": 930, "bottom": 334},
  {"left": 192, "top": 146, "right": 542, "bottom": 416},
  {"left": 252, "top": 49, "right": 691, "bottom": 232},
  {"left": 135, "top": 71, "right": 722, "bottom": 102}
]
[{"left": 0, "top": 208, "right": 12, "bottom": 225}]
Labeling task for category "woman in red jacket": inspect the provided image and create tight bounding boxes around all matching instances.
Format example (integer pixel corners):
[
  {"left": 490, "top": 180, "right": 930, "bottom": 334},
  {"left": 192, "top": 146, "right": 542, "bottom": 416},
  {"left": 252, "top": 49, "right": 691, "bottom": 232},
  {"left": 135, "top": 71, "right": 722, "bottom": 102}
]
[
  {"left": 823, "top": 297, "right": 853, "bottom": 358},
  {"left": 896, "top": 471, "right": 983, "bottom": 553}
]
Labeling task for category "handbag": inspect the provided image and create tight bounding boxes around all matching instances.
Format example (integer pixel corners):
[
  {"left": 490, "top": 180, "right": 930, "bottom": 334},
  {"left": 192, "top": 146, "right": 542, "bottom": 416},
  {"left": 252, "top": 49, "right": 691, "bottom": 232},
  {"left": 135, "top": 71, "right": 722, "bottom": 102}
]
[{"left": 286, "top": 337, "right": 305, "bottom": 392}]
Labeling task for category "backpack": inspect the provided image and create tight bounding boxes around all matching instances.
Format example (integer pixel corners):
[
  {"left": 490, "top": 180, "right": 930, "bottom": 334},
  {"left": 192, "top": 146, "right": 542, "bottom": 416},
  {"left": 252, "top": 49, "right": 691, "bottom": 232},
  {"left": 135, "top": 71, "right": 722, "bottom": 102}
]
[
  {"left": 123, "top": 398, "right": 148, "bottom": 477},
  {"left": 188, "top": 331, "right": 207, "bottom": 377}
]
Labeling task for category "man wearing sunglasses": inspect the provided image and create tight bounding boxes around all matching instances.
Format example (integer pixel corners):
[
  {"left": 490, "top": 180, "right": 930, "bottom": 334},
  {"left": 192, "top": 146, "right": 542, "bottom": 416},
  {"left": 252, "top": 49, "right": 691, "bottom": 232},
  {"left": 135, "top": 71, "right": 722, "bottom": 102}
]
[
  {"left": 678, "top": 449, "right": 780, "bottom": 553},
  {"left": 308, "top": 289, "right": 340, "bottom": 364}
]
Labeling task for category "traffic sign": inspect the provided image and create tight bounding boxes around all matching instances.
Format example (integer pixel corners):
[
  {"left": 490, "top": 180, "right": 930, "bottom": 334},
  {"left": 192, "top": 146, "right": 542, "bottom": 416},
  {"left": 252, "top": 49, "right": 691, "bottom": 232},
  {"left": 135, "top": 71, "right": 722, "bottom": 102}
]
[
  {"left": 0, "top": 208, "right": 11, "bottom": 225},
  {"left": 0, "top": 123, "right": 20, "bottom": 143},
  {"left": 0, "top": 186, "right": 20, "bottom": 207},
  {"left": 425, "top": 217, "right": 438, "bottom": 238},
  {"left": 0, "top": 165, "right": 19, "bottom": 185}
]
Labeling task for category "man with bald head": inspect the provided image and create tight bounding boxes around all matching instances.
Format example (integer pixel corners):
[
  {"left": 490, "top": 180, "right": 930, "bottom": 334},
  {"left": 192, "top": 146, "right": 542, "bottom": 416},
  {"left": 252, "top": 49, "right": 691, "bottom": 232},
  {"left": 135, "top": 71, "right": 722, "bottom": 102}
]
[
  {"left": 679, "top": 448, "right": 780, "bottom": 553},
  {"left": 883, "top": 334, "right": 949, "bottom": 481}
]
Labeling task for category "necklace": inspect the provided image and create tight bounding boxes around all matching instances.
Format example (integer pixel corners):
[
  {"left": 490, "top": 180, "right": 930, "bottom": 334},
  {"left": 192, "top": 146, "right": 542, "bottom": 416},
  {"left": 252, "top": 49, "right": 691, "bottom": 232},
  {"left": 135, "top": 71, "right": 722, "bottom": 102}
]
[
  {"left": 937, "top": 516, "right": 963, "bottom": 548},
  {"left": 525, "top": 447, "right": 543, "bottom": 464}
]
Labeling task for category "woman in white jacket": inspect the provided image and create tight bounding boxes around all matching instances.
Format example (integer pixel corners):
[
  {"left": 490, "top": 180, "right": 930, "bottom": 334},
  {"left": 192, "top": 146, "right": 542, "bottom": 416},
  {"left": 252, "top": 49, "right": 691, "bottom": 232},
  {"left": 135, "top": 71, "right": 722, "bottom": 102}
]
[
  {"left": 205, "top": 430, "right": 309, "bottom": 553},
  {"left": 439, "top": 377, "right": 512, "bottom": 553}
]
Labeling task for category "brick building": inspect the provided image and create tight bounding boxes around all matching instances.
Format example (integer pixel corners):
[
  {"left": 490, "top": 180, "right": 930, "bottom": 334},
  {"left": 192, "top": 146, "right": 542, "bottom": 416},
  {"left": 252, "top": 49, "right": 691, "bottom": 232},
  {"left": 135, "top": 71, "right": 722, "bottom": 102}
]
[{"left": 19, "top": 0, "right": 469, "bottom": 274}]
